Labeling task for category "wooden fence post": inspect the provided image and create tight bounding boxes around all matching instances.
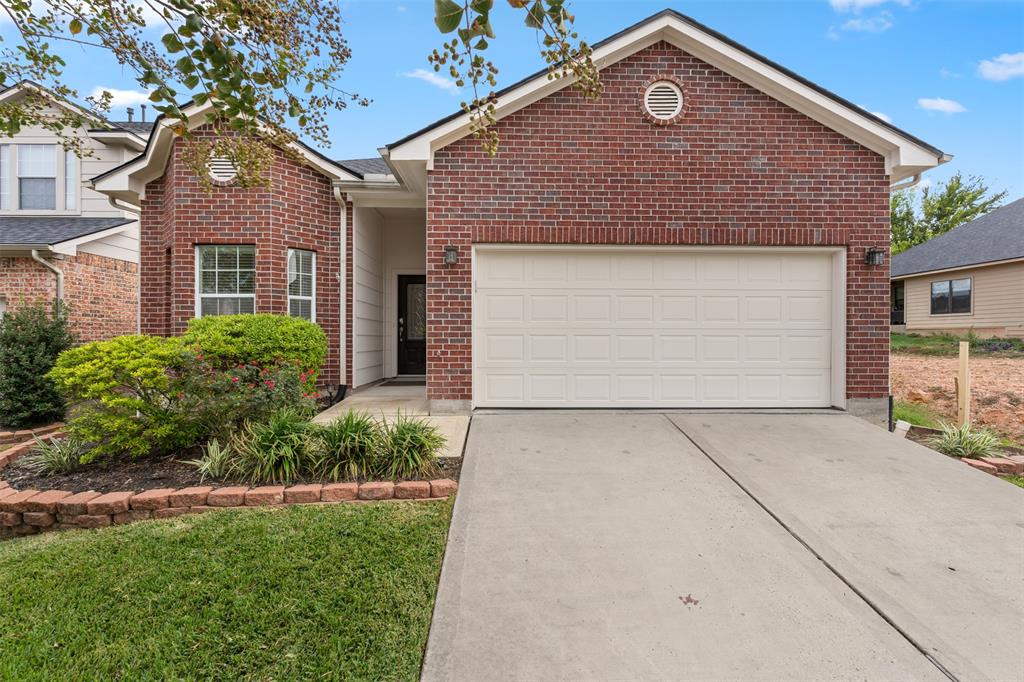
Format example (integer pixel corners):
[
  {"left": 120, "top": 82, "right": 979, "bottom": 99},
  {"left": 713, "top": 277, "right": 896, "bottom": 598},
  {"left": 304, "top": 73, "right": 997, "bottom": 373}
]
[{"left": 957, "top": 341, "right": 971, "bottom": 427}]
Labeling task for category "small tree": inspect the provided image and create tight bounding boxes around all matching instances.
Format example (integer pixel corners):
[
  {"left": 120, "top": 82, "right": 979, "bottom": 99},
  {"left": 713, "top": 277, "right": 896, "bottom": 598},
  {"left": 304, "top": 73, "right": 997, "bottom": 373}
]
[
  {"left": 0, "top": 301, "right": 75, "bottom": 428},
  {"left": 892, "top": 173, "right": 1007, "bottom": 254}
]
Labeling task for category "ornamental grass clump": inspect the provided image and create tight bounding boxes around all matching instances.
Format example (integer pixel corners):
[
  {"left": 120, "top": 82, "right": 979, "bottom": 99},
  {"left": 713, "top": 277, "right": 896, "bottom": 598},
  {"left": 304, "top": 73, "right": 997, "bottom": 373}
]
[
  {"left": 930, "top": 422, "right": 1002, "bottom": 459},
  {"left": 309, "top": 411, "right": 380, "bottom": 481},
  {"left": 377, "top": 413, "right": 444, "bottom": 480},
  {"left": 21, "top": 434, "right": 88, "bottom": 475},
  {"left": 230, "top": 408, "right": 313, "bottom": 484}
]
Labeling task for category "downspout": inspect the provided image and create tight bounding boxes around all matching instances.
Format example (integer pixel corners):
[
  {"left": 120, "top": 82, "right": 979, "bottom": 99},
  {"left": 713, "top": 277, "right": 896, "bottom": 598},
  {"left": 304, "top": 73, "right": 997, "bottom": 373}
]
[
  {"left": 109, "top": 196, "right": 143, "bottom": 334},
  {"left": 333, "top": 186, "right": 348, "bottom": 389},
  {"left": 30, "top": 249, "right": 64, "bottom": 313}
]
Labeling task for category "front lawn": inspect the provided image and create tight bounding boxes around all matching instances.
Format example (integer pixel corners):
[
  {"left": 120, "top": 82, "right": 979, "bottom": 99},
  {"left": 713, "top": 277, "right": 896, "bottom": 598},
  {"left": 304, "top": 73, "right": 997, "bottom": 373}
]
[
  {"left": 892, "top": 332, "right": 1024, "bottom": 357},
  {"left": 892, "top": 399, "right": 944, "bottom": 429},
  {"left": 0, "top": 501, "right": 452, "bottom": 680}
]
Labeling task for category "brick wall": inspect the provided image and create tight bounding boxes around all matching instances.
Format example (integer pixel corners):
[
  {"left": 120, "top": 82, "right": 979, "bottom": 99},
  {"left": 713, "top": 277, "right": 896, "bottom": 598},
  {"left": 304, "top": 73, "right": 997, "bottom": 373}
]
[
  {"left": 427, "top": 40, "right": 891, "bottom": 402},
  {"left": 0, "top": 253, "right": 137, "bottom": 342},
  {"left": 139, "top": 128, "right": 344, "bottom": 385}
]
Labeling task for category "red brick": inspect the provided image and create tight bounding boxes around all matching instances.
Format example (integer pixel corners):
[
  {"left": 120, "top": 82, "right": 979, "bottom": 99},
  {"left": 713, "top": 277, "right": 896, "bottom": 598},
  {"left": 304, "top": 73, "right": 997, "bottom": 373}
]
[
  {"left": 358, "top": 482, "right": 394, "bottom": 501},
  {"left": 113, "top": 510, "right": 153, "bottom": 524},
  {"left": 284, "top": 484, "right": 322, "bottom": 504},
  {"left": 394, "top": 481, "right": 431, "bottom": 499},
  {"left": 76, "top": 514, "right": 112, "bottom": 528},
  {"left": 207, "top": 487, "right": 249, "bottom": 507},
  {"left": 22, "top": 490, "right": 73, "bottom": 513},
  {"left": 56, "top": 491, "right": 101, "bottom": 516},
  {"left": 87, "top": 491, "right": 134, "bottom": 515},
  {"left": 963, "top": 459, "right": 999, "bottom": 475},
  {"left": 168, "top": 486, "right": 214, "bottom": 507},
  {"left": 0, "top": 487, "right": 16, "bottom": 502},
  {"left": 130, "top": 488, "right": 175, "bottom": 510},
  {"left": 23, "top": 512, "right": 56, "bottom": 527},
  {"left": 321, "top": 482, "right": 358, "bottom": 502},
  {"left": 979, "top": 457, "right": 1023, "bottom": 475},
  {"left": 1, "top": 489, "right": 41, "bottom": 513},
  {"left": 153, "top": 507, "right": 188, "bottom": 519},
  {"left": 2, "top": 512, "right": 22, "bottom": 526},
  {"left": 245, "top": 486, "right": 285, "bottom": 506},
  {"left": 429, "top": 479, "right": 458, "bottom": 498}
]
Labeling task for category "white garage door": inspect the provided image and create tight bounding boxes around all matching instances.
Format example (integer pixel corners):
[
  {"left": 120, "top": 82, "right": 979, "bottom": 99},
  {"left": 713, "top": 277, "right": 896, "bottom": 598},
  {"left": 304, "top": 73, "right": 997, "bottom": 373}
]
[{"left": 473, "top": 248, "right": 838, "bottom": 408}]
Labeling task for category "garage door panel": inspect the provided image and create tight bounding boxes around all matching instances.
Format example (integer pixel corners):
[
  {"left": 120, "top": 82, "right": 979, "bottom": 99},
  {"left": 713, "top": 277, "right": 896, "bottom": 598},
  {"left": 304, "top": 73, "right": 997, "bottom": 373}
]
[{"left": 474, "top": 250, "right": 835, "bottom": 408}]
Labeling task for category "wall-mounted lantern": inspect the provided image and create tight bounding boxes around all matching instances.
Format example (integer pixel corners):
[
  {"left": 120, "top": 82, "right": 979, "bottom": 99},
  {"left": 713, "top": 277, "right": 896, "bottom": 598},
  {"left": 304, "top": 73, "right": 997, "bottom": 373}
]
[
  {"left": 864, "top": 247, "right": 886, "bottom": 266},
  {"left": 443, "top": 245, "right": 459, "bottom": 265}
]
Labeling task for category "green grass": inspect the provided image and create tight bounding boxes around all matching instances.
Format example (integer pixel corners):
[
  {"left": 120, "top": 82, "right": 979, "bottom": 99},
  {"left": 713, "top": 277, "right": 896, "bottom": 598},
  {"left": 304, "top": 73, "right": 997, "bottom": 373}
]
[
  {"left": 1005, "top": 476, "right": 1024, "bottom": 489},
  {"left": 0, "top": 501, "right": 453, "bottom": 680},
  {"left": 893, "top": 399, "right": 943, "bottom": 429},
  {"left": 892, "top": 332, "right": 1024, "bottom": 357}
]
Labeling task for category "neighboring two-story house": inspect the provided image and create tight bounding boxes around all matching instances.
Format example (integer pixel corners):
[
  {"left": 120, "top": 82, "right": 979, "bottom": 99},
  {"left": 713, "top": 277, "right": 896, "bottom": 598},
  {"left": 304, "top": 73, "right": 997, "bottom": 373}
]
[{"left": 0, "top": 81, "right": 152, "bottom": 340}]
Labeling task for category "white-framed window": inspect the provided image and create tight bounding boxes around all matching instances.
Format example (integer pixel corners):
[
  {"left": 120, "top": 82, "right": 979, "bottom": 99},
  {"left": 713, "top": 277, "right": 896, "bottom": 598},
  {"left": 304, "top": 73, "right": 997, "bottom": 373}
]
[
  {"left": 0, "top": 145, "right": 9, "bottom": 210},
  {"left": 17, "top": 144, "right": 58, "bottom": 210},
  {"left": 195, "top": 245, "right": 256, "bottom": 317},
  {"left": 287, "top": 248, "right": 316, "bottom": 321},
  {"left": 930, "top": 277, "right": 972, "bottom": 315},
  {"left": 64, "top": 148, "right": 77, "bottom": 210}
]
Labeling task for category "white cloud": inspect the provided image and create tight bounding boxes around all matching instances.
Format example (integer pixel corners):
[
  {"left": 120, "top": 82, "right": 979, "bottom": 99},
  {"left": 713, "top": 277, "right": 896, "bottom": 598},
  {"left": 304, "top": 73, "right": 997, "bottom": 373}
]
[
  {"left": 939, "top": 67, "right": 961, "bottom": 79},
  {"left": 977, "top": 52, "right": 1024, "bottom": 82},
  {"left": 90, "top": 86, "right": 153, "bottom": 107},
  {"left": 917, "top": 97, "right": 966, "bottom": 114},
  {"left": 828, "top": 0, "right": 909, "bottom": 12},
  {"left": 402, "top": 69, "right": 460, "bottom": 95},
  {"left": 840, "top": 12, "right": 893, "bottom": 33}
]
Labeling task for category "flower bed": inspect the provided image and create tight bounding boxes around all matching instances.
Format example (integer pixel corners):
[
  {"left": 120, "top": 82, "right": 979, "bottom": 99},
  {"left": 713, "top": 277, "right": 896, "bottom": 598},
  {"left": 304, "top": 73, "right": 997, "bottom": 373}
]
[{"left": 0, "top": 477, "right": 458, "bottom": 541}]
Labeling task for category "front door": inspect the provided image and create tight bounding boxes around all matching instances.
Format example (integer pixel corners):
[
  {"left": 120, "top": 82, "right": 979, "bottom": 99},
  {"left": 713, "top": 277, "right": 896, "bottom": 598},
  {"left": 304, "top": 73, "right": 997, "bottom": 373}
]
[{"left": 397, "top": 274, "right": 427, "bottom": 375}]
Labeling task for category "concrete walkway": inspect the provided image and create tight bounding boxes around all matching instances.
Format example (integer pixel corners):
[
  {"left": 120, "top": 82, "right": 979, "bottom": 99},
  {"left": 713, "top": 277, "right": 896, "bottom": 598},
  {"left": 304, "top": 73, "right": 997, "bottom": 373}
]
[
  {"left": 672, "top": 413, "right": 1024, "bottom": 682},
  {"left": 312, "top": 385, "right": 469, "bottom": 459},
  {"left": 422, "top": 413, "right": 950, "bottom": 681}
]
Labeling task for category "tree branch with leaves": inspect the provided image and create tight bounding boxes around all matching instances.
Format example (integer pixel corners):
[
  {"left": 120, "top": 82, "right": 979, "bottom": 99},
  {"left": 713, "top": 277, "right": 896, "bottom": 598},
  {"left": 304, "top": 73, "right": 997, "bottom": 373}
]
[{"left": 891, "top": 173, "right": 1007, "bottom": 254}]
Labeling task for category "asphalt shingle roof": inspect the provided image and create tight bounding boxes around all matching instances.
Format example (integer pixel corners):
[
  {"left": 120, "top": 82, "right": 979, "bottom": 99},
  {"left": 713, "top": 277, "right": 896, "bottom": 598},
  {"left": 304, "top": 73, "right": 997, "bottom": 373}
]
[
  {"left": 891, "top": 197, "right": 1024, "bottom": 278},
  {"left": 0, "top": 216, "right": 134, "bottom": 246},
  {"left": 107, "top": 121, "right": 156, "bottom": 136},
  {"left": 335, "top": 157, "right": 391, "bottom": 177}
]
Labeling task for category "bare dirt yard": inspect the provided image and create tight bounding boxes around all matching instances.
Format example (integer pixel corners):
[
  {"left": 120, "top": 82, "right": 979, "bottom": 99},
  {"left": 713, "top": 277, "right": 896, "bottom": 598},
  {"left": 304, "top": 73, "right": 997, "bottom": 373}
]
[{"left": 891, "top": 354, "right": 1024, "bottom": 442}]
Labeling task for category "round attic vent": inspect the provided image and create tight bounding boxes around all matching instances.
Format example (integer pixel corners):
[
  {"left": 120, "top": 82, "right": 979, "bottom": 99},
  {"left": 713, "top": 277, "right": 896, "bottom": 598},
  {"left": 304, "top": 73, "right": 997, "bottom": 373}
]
[
  {"left": 207, "top": 156, "right": 238, "bottom": 183},
  {"left": 643, "top": 81, "right": 683, "bottom": 120}
]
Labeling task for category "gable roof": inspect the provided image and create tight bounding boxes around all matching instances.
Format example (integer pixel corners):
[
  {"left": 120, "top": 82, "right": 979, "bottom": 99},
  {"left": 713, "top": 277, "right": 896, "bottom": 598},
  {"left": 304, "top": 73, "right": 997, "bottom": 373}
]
[
  {"left": 385, "top": 8, "right": 948, "bottom": 182},
  {"left": 0, "top": 216, "right": 134, "bottom": 249},
  {"left": 0, "top": 81, "right": 154, "bottom": 143},
  {"left": 335, "top": 157, "right": 392, "bottom": 178},
  {"left": 891, "top": 198, "right": 1024, "bottom": 278}
]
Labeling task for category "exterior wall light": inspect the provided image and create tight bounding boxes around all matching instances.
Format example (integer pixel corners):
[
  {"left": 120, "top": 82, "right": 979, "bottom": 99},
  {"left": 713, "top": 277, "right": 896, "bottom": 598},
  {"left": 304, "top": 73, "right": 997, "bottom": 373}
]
[
  {"left": 443, "top": 245, "right": 459, "bottom": 265},
  {"left": 865, "top": 247, "right": 885, "bottom": 266}
]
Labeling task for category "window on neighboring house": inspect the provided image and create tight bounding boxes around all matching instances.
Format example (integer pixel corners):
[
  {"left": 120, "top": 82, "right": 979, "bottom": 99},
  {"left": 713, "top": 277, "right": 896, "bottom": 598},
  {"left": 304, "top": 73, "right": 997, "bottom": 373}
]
[
  {"left": 17, "top": 144, "right": 58, "bottom": 210},
  {"left": 287, "top": 249, "right": 316, "bottom": 321},
  {"left": 930, "top": 277, "right": 972, "bottom": 315},
  {"left": 0, "top": 145, "right": 9, "bottom": 210},
  {"left": 196, "top": 245, "right": 256, "bottom": 316},
  {"left": 64, "top": 149, "right": 77, "bottom": 210}
]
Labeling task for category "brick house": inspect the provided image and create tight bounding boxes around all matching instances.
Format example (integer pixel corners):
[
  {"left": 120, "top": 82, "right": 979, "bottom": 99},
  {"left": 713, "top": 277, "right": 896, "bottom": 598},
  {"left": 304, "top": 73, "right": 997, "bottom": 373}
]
[
  {"left": 0, "top": 81, "right": 152, "bottom": 341},
  {"left": 93, "top": 10, "right": 948, "bottom": 422}
]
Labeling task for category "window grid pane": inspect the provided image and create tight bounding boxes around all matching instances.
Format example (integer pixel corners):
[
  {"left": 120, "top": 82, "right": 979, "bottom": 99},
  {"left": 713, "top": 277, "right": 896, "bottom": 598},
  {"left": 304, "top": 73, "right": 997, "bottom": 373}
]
[
  {"left": 65, "top": 149, "right": 76, "bottom": 210},
  {"left": 951, "top": 278, "right": 971, "bottom": 314},
  {"left": 19, "top": 178, "right": 57, "bottom": 210},
  {"left": 0, "top": 145, "right": 8, "bottom": 210},
  {"left": 17, "top": 144, "right": 56, "bottom": 176},
  {"left": 287, "top": 248, "right": 315, "bottom": 322},
  {"left": 931, "top": 281, "right": 951, "bottom": 315},
  {"left": 196, "top": 245, "right": 256, "bottom": 317}
]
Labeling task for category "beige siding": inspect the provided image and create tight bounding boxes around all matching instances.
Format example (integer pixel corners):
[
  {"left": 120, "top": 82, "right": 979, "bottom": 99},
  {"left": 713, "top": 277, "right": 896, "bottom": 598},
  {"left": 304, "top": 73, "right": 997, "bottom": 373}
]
[
  {"left": 901, "top": 261, "right": 1024, "bottom": 337},
  {"left": 353, "top": 207, "right": 384, "bottom": 387}
]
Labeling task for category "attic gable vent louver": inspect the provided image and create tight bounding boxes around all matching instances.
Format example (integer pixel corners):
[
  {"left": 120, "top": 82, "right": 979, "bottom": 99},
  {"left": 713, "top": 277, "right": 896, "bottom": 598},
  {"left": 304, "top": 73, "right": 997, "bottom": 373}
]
[
  {"left": 207, "top": 156, "right": 238, "bottom": 183},
  {"left": 644, "top": 81, "right": 683, "bottom": 120}
]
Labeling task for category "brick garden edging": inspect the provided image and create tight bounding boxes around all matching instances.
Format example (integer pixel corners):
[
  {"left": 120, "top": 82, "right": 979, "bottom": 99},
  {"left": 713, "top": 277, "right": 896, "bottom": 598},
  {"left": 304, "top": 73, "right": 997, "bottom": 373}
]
[
  {"left": 962, "top": 455, "right": 1024, "bottom": 477},
  {"left": 0, "top": 423, "right": 64, "bottom": 448},
  {"left": 0, "top": 478, "right": 458, "bottom": 540}
]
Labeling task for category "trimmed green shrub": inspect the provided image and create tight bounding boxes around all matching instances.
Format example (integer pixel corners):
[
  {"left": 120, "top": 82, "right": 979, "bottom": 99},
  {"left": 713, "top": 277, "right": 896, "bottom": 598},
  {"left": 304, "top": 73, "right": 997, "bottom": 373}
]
[
  {"left": 48, "top": 335, "right": 200, "bottom": 461},
  {"left": 230, "top": 408, "right": 313, "bottom": 484},
  {"left": 0, "top": 302, "right": 75, "bottom": 427},
  {"left": 930, "top": 422, "right": 1002, "bottom": 459},
  {"left": 309, "top": 411, "right": 380, "bottom": 481},
  {"left": 183, "top": 314, "right": 327, "bottom": 387}
]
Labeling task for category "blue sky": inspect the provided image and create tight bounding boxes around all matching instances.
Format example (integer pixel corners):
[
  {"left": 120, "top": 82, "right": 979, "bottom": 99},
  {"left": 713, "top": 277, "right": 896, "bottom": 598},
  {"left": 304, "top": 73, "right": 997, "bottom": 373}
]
[{"left": 7, "top": 0, "right": 1024, "bottom": 199}]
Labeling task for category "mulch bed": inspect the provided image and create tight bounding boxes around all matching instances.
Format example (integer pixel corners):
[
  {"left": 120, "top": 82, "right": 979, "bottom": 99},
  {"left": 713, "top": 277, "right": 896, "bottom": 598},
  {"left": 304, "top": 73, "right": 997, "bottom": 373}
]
[{"left": 2, "top": 454, "right": 462, "bottom": 494}]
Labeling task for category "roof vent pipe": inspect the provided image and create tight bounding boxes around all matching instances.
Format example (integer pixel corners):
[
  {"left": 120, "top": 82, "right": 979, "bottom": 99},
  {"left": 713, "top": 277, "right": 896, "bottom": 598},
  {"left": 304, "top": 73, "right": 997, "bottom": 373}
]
[
  {"left": 140, "top": 104, "right": 146, "bottom": 122},
  {"left": 127, "top": 107, "right": 134, "bottom": 122}
]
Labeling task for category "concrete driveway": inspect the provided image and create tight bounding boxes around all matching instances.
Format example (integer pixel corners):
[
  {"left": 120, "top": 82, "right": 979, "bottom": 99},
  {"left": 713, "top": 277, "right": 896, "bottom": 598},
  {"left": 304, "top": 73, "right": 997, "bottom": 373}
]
[{"left": 422, "top": 412, "right": 1023, "bottom": 682}]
